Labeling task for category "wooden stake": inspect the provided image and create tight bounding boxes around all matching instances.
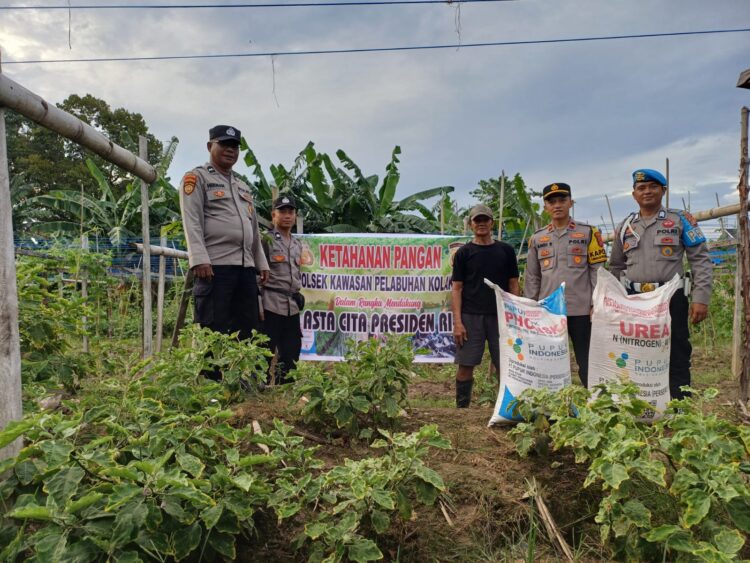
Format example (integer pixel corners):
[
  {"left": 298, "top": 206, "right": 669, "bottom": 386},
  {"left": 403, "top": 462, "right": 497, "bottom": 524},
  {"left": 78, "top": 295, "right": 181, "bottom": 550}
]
[
  {"left": 81, "top": 234, "right": 89, "bottom": 353},
  {"left": 0, "top": 105, "right": 23, "bottom": 462},
  {"left": 155, "top": 232, "right": 167, "bottom": 353},
  {"left": 171, "top": 269, "right": 194, "bottom": 349},
  {"left": 497, "top": 170, "right": 505, "bottom": 241},
  {"left": 605, "top": 195, "right": 616, "bottom": 233},
  {"left": 440, "top": 194, "right": 445, "bottom": 235},
  {"left": 139, "top": 136, "right": 153, "bottom": 358},
  {"left": 732, "top": 214, "right": 743, "bottom": 378},
  {"left": 526, "top": 478, "right": 574, "bottom": 562},
  {"left": 737, "top": 107, "right": 750, "bottom": 403}
]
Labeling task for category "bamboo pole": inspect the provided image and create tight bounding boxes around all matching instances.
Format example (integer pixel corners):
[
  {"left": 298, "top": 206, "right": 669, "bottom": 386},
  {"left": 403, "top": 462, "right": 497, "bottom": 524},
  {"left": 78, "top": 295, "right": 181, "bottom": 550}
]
[
  {"left": 139, "top": 136, "right": 153, "bottom": 358},
  {"left": 665, "top": 157, "right": 670, "bottom": 208},
  {"left": 0, "top": 74, "right": 155, "bottom": 183},
  {"left": 81, "top": 234, "right": 89, "bottom": 353},
  {"left": 604, "top": 195, "right": 616, "bottom": 232},
  {"left": 0, "top": 105, "right": 23, "bottom": 462},
  {"left": 155, "top": 232, "right": 167, "bottom": 354},
  {"left": 737, "top": 107, "right": 750, "bottom": 403},
  {"left": 497, "top": 170, "right": 505, "bottom": 241},
  {"left": 134, "top": 243, "right": 188, "bottom": 259}
]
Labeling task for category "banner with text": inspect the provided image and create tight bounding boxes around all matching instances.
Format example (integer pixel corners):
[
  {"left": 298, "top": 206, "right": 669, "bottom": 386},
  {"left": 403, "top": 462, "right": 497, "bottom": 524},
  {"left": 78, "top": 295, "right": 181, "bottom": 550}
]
[{"left": 297, "top": 233, "right": 469, "bottom": 362}]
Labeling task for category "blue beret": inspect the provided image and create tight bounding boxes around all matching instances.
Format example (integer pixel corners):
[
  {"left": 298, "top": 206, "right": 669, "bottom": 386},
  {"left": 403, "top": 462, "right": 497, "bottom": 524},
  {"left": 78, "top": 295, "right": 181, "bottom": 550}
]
[{"left": 632, "top": 168, "right": 667, "bottom": 186}]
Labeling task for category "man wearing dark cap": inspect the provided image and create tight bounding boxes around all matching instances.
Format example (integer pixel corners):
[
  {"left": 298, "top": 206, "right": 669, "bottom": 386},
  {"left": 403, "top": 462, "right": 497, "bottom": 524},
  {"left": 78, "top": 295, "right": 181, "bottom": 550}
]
[
  {"left": 524, "top": 183, "right": 607, "bottom": 387},
  {"left": 610, "top": 169, "right": 713, "bottom": 400},
  {"left": 179, "top": 125, "right": 270, "bottom": 345},
  {"left": 451, "top": 204, "right": 520, "bottom": 407},
  {"left": 260, "top": 195, "right": 305, "bottom": 384}
]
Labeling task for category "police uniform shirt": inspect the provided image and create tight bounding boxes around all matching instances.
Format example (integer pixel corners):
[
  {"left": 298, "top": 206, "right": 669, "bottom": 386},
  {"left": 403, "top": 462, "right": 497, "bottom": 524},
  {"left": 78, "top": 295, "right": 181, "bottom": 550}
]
[
  {"left": 524, "top": 221, "right": 607, "bottom": 316},
  {"left": 179, "top": 163, "right": 270, "bottom": 272},
  {"left": 262, "top": 229, "right": 303, "bottom": 316},
  {"left": 609, "top": 207, "right": 713, "bottom": 305}
]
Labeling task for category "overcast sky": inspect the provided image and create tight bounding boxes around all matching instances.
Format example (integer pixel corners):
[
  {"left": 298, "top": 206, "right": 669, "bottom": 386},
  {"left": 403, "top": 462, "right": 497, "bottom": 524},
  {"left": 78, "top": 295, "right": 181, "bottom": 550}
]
[{"left": 1, "top": 0, "right": 748, "bottom": 234}]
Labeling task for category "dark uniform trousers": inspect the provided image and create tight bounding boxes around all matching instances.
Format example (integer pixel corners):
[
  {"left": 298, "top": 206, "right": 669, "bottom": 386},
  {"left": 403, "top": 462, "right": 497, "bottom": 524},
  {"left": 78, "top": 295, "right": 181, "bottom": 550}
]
[
  {"left": 624, "top": 288, "right": 692, "bottom": 400},
  {"left": 262, "top": 311, "right": 302, "bottom": 385},
  {"left": 567, "top": 315, "right": 592, "bottom": 387},
  {"left": 193, "top": 265, "right": 260, "bottom": 340},
  {"left": 668, "top": 292, "right": 691, "bottom": 400}
]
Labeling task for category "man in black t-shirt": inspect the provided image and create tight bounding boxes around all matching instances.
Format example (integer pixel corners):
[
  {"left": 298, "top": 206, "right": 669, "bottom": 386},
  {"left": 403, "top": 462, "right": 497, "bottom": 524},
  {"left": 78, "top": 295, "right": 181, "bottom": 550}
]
[{"left": 452, "top": 204, "right": 520, "bottom": 407}]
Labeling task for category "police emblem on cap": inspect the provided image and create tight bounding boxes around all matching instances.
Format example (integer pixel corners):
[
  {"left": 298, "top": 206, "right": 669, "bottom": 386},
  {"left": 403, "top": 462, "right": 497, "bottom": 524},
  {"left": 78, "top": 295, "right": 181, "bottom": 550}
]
[
  {"left": 635, "top": 171, "right": 646, "bottom": 181},
  {"left": 551, "top": 184, "right": 559, "bottom": 191},
  {"left": 282, "top": 197, "right": 290, "bottom": 204},
  {"left": 226, "top": 127, "right": 235, "bottom": 136}
]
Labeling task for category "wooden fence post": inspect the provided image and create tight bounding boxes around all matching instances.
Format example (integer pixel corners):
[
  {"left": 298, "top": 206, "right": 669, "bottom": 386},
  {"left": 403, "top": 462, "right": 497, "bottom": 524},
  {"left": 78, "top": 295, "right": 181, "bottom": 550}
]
[
  {"left": 737, "top": 107, "right": 750, "bottom": 404},
  {"left": 0, "top": 104, "right": 23, "bottom": 462},
  {"left": 155, "top": 231, "right": 167, "bottom": 353},
  {"left": 139, "top": 136, "right": 153, "bottom": 358},
  {"left": 81, "top": 233, "right": 89, "bottom": 354}
]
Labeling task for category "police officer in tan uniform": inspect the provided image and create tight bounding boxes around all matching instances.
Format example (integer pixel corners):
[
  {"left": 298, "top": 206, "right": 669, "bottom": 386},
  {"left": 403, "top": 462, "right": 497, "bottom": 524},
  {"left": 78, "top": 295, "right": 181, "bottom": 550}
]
[
  {"left": 179, "top": 125, "right": 270, "bottom": 342},
  {"left": 610, "top": 168, "right": 713, "bottom": 400},
  {"left": 261, "top": 195, "right": 304, "bottom": 385},
  {"left": 525, "top": 183, "right": 607, "bottom": 387}
]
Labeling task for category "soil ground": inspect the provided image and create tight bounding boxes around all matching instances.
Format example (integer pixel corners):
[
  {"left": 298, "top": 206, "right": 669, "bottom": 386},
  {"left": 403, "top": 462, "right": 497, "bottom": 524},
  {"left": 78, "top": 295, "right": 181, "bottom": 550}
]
[{"left": 230, "top": 343, "right": 740, "bottom": 562}]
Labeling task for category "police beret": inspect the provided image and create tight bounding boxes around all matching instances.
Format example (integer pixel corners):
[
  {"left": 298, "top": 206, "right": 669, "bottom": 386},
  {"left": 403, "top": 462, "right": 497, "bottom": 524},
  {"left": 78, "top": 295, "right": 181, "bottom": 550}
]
[
  {"left": 209, "top": 125, "right": 241, "bottom": 142},
  {"left": 273, "top": 195, "right": 297, "bottom": 209},
  {"left": 542, "top": 183, "right": 571, "bottom": 199},
  {"left": 632, "top": 169, "right": 667, "bottom": 186}
]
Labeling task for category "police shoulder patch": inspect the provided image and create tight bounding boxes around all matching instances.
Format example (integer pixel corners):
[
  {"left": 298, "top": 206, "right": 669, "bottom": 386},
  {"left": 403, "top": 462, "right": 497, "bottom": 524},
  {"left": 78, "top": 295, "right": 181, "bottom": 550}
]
[{"left": 182, "top": 173, "right": 197, "bottom": 195}]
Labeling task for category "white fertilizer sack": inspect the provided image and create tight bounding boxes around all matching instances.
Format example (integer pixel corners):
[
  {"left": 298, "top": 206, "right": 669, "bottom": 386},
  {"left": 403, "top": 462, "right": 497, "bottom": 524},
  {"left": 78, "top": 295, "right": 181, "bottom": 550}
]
[
  {"left": 486, "top": 281, "right": 571, "bottom": 426},
  {"left": 588, "top": 269, "right": 681, "bottom": 421}
]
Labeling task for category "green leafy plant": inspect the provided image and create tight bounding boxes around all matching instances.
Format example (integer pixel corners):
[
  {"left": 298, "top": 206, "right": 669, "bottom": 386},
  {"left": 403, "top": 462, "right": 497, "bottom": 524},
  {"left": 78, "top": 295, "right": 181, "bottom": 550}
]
[
  {"left": 508, "top": 383, "right": 750, "bottom": 561},
  {"left": 292, "top": 336, "right": 414, "bottom": 439},
  {"left": 0, "top": 329, "right": 275, "bottom": 562},
  {"left": 299, "top": 424, "right": 451, "bottom": 563},
  {"left": 16, "top": 253, "right": 105, "bottom": 389}
]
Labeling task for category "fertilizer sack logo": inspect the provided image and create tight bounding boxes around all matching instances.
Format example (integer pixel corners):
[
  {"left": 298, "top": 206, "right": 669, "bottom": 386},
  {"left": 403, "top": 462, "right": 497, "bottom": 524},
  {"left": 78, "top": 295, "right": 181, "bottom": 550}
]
[
  {"left": 609, "top": 351, "right": 628, "bottom": 368},
  {"left": 508, "top": 337, "right": 524, "bottom": 360}
]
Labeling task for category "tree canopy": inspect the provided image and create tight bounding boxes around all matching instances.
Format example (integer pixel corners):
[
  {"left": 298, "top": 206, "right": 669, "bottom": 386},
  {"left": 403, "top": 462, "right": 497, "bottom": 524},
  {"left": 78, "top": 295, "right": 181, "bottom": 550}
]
[{"left": 8, "top": 94, "right": 165, "bottom": 235}]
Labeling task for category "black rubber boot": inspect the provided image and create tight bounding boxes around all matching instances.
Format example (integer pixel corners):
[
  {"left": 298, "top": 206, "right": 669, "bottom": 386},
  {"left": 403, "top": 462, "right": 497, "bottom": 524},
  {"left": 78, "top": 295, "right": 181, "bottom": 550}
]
[{"left": 456, "top": 379, "right": 473, "bottom": 408}]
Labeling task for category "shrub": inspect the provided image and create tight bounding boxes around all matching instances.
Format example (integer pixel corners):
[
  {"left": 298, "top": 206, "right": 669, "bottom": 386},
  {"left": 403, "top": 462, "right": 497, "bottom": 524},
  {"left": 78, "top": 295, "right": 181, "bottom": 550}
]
[
  {"left": 508, "top": 383, "right": 750, "bottom": 561},
  {"left": 292, "top": 336, "right": 414, "bottom": 440}
]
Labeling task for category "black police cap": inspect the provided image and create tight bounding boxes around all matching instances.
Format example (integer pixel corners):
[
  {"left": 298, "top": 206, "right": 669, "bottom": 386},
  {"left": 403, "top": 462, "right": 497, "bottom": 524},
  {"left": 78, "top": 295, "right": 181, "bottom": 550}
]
[
  {"left": 273, "top": 195, "right": 297, "bottom": 209},
  {"left": 209, "top": 125, "right": 241, "bottom": 142},
  {"left": 542, "top": 183, "right": 572, "bottom": 200}
]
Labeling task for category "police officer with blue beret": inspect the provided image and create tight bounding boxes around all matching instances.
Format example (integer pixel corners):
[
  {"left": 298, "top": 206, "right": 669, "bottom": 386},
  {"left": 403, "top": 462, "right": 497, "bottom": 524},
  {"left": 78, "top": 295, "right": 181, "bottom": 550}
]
[{"left": 610, "top": 169, "right": 713, "bottom": 400}]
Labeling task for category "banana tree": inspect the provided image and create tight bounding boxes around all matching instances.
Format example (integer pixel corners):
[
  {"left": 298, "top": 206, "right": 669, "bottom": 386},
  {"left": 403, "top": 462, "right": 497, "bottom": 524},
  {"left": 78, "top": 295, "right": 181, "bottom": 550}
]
[
  {"left": 30, "top": 137, "right": 180, "bottom": 244},
  {"left": 470, "top": 173, "right": 544, "bottom": 239},
  {"left": 242, "top": 142, "right": 454, "bottom": 234}
]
